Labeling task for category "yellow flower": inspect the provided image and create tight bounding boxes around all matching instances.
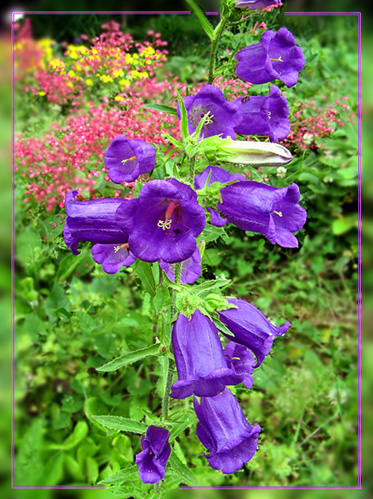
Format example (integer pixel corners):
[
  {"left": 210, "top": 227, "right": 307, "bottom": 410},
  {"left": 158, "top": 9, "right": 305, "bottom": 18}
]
[
  {"left": 38, "top": 91, "right": 46, "bottom": 96},
  {"left": 86, "top": 79, "right": 93, "bottom": 86},
  {"left": 119, "top": 79, "right": 130, "bottom": 86}
]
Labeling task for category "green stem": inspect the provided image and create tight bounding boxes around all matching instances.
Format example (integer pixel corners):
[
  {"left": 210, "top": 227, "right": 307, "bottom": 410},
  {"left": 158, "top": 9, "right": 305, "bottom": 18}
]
[
  {"left": 162, "top": 262, "right": 181, "bottom": 422},
  {"left": 188, "top": 156, "right": 196, "bottom": 183},
  {"left": 208, "top": 18, "right": 227, "bottom": 84}
]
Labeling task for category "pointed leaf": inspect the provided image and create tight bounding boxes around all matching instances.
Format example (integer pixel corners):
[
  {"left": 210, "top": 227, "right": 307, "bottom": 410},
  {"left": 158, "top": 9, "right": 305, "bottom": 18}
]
[
  {"left": 186, "top": 0, "right": 214, "bottom": 39},
  {"left": 92, "top": 416, "right": 148, "bottom": 434},
  {"left": 96, "top": 343, "right": 161, "bottom": 372},
  {"left": 142, "top": 103, "right": 178, "bottom": 116}
]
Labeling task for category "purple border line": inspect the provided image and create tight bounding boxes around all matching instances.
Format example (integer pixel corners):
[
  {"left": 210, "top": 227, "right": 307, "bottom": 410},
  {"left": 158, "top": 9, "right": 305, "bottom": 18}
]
[
  {"left": 11, "top": 10, "right": 15, "bottom": 492},
  {"left": 12, "top": 11, "right": 192, "bottom": 15},
  {"left": 11, "top": 10, "right": 362, "bottom": 491}
]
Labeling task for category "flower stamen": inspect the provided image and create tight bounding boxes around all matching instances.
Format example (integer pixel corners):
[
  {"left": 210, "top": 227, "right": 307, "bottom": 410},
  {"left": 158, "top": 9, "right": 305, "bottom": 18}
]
[
  {"left": 121, "top": 155, "right": 137, "bottom": 165},
  {"left": 270, "top": 56, "right": 283, "bottom": 62},
  {"left": 114, "top": 243, "right": 129, "bottom": 252},
  {"left": 273, "top": 210, "right": 283, "bottom": 217}
]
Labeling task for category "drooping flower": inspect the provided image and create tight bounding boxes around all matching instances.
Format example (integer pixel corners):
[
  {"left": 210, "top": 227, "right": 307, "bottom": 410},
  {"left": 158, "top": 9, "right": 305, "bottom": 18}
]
[
  {"left": 91, "top": 243, "right": 136, "bottom": 274},
  {"left": 217, "top": 181, "right": 307, "bottom": 248},
  {"left": 235, "top": 27, "right": 305, "bottom": 88},
  {"left": 218, "top": 298, "right": 290, "bottom": 367},
  {"left": 194, "top": 166, "right": 246, "bottom": 227},
  {"left": 178, "top": 84, "right": 243, "bottom": 140},
  {"left": 160, "top": 247, "right": 201, "bottom": 284},
  {"left": 63, "top": 190, "right": 137, "bottom": 255},
  {"left": 135, "top": 426, "right": 171, "bottom": 484},
  {"left": 104, "top": 134, "right": 156, "bottom": 183},
  {"left": 223, "top": 342, "right": 256, "bottom": 389},
  {"left": 194, "top": 388, "right": 261, "bottom": 474},
  {"left": 170, "top": 310, "right": 244, "bottom": 399},
  {"left": 235, "top": 0, "right": 280, "bottom": 9},
  {"left": 234, "top": 85, "right": 290, "bottom": 142},
  {"left": 116, "top": 179, "right": 206, "bottom": 263},
  {"left": 194, "top": 165, "right": 245, "bottom": 190}
]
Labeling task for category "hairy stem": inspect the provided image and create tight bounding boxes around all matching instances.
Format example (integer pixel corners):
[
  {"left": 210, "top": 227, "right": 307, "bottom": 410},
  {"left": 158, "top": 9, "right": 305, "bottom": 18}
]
[{"left": 208, "top": 18, "right": 227, "bottom": 84}]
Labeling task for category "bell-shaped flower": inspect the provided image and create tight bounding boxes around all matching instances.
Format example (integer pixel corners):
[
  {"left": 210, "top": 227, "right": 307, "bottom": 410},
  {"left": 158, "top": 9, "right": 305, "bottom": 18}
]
[
  {"left": 170, "top": 310, "right": 243, "bottom": 399},
  {"left": 218, "top": 298, "right": 290, "bottom": 367},
  {"left": 160, "top": 247, "right": 201, "bottom": 284},
  {"left": 104, "top": 134, "right": 156, "bottom": 183},
  {"left": 235, "top": 27, "right": 305, "bottom": 88},
  {"left": 195, "top": 166, "right": 246, "bottom": 227},
  {"left": 223, "top": 342, "right": 255, "bottom": 389},
  {"left": 135, "top": 426, "right": 171, "bottom": 484},
  {"left": 116, "top": 179, "right": 206, "bottom": 263},
  {"left": 178, "top": 84, "right": 243, "bottom": 140},
  {"left": 235, "top": 0, "right": 280, "bottom": 9},
  {"left": 63, "top": 190, "right": 137, "bottom": 255},
  {"left": 217, "top": 181, "right": 307, "bottom": 248},
  {"left": 234, "top": 85, "right": 290, "bottom": 142},
  {"left": 194, "top": 388, "right": 261, "bottom": 474},
  {"left": 91, "top": 243, "right": 136, "bottom": 274}
]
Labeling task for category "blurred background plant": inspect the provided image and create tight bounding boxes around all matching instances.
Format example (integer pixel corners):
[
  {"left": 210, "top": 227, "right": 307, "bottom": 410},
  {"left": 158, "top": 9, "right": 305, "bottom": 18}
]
[{"left": 3, "top": 0, "right": 367, "bottom": 496}]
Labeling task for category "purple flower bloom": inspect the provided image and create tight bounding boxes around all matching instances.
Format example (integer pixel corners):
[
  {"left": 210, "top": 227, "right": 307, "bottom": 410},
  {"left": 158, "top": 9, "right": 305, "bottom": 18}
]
[
  {"left": 170, "top": 310, "right": 243, "bottom": 399},
  {"left": 234, "top": 85, "right": 290, "bottom": 142},
  {"left": 224, "top": 342, "right": 255, "bottom": 389},
  {"left": 91, "top": 243, "right": 136, "bottom": 274},
  {"left": 235, "top": 0, "right": 280, "bottom": 9},
  {"left": 218, "top": 181, "right": 307, "bottom": 248},
  {"left": 194, "top": 388, "right": 261, "bottom": 474},
  {"left": 195, "top": 166, "right": 246, "bottom": 228},
  {"left": 194, "top": 166, "right": 245, "bottom": 190},
  {"left": 135, "top": 426, "right": 171, "bottom": 484},
  {"left": 235, "top": 28, "right": 305, "bottom": 88},
  {"left": 116, "top": 179, "right": 206, "bottom": 263},
  {"left": 218, "top": 298, "right": 290, "bottom": 367},
  {"left": 104, "top": 134, "right": 156, "bottom": 183},
  {"left": 160, "top": 247, "right": 201, "bottom": 284},
  {"left": 63, "top": 190, "right": 137, "bottom": 255},
  {"left": 178, "top": 84, "right": 243, "bottom": 140}
]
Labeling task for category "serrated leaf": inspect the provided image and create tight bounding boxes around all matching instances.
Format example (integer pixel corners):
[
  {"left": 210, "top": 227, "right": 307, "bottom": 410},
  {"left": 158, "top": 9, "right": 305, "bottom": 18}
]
[
  {"left": 168, "top": 452, "right": 197, "bottom": 485},
  {"left": 57, "top": 251, "right": 86, "bottom": 281},
  {"left": 168, "top": 413, "right": 197, "bottom": 442},
  {"left": 142, "top": 103, "right": 178, "bottom": 116},
  {"left": 99, "top": 464, "right": 139, "bottom": 485},
  {"left": 133, "top": 260, "right": 156, "bottom": 296},
  {"left": 192, "top": 279, "right": 231, "bottom": 297},
  {"left": 186, "top": 0, "right": 214, "bottom": 39},
  {"left": 96, "top": 343, "right": 161, "bottom": 372},
  {"left": 92, "top": 416, "right": 148, "bottom": 434},
  {"left": 212, "top": 318, "right": 234, "bottom": 337},
  {"left": 199, "top": 223, "right": 227, "bottom": 243}
]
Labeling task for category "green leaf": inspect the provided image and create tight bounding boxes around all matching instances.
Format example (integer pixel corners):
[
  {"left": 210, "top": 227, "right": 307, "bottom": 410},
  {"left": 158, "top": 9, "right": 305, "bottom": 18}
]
[
  {"left": 57, "top": 251, "right": 86, "bottom": 281},
  {"left": 154, "top": 285, "right": 170, "bottom": 315},
  {"left": 199, "top": 223, "right": 227, "bottom": 243},
  {"left": 92, "top": 416, "right": 148, "bottom": 434},
  {"left": 142, "top": 103, "right": 178, "bottom": 116},
  {"left": 176, "top": 89, "right": 189, "bottom": 142},
  {"left": 133, "top": 260, "right": 156, "bottom": 296},
  {"left": 332, "top": 216, "right": 357, "bottom": 235},
  {"left": 49, "top": 421, "right": 88, "bottom": 450},
  {"left": 86, "top": 456, "right": 99, "bottom": 485},
  {"left": 168, "top": 452, "right": 197, "bottom": 485},
  {"left": 192, "top": 278, "right": 231, "bottom": 297},
  {"left": 98, "top": 465, "right": 139, "bottom": 485},
  {"left": 186, "top": 0, "right": 214, "bottom": 39},
  {"left": 168, "top": 413, "right": 197, "bottom": 442},
  {"left": 96, "top": 343, "right": 161, "bottom": 372},
  {"left": 45, "top": 282, "right": 70, "bottom": 323}
]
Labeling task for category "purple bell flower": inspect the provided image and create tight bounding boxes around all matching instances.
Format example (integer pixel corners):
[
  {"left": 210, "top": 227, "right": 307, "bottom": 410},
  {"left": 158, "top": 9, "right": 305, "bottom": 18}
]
[
  {"left": 116, "top": 179, "right": 206, "bottom": 263},
  {"left": 104, "top": 134, "right": 156, "bottom": 184},
  {"left": 194, "top": 388, "right": 261, "bottom": 474},
  {"left": 194, "top": 166, "right": 246, "bottom": 190},
  {"left": 135, "top": 426, "right": 171, "bottom": 484},
  {"left": 178, "top": 84, "right": 243, "bottom": 140},
  {"left": 235, "top": 0, "right": 280, "bottom": 9},
  {"left": 234, "top": 85, "right": 290, "bottom": 142},
  {"left": 91, "top": 243, "right": 136, "bottom": 274},
  {"left": 160, "top": 247, "right": 201, "bottom": 284},
  {"left": 235, "top": 27, "right": 305, "bottom": 88},
  {"left": 63, "top": 190, "right": 137, "bottom": 255},
  {"left": 195, "top": 166, "right": 246, "bottom": 227},
  {"left": 217, "top": 181, "right": 307, "bottom": 248},
  {"left": 170, "top": 310, "right": 243, "bottom": 399},
  {"left": 218, "top": 298, "right": 290, "bottom": 367},
  {"left": 223, "top": 342, "right": 255, "bottom": 389}
]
